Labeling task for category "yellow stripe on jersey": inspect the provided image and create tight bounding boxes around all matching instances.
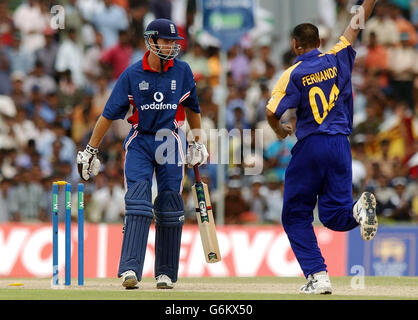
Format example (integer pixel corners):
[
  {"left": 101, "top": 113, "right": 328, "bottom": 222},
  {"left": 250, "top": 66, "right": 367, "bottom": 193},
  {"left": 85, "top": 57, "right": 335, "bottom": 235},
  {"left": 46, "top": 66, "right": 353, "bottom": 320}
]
[
  {"left": 266, "top": 61, "right": 302, "bottom": 114},
  {"left": 327, "top": 36, "right": 351, "bottom": 55}
]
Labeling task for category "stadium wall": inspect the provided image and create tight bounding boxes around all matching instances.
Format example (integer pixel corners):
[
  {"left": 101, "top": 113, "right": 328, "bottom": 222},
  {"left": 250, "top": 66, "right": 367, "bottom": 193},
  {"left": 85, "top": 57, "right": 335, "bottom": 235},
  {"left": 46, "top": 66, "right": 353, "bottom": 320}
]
[{"left": 0, "top": 223, "right": 416, "bottom": 278}]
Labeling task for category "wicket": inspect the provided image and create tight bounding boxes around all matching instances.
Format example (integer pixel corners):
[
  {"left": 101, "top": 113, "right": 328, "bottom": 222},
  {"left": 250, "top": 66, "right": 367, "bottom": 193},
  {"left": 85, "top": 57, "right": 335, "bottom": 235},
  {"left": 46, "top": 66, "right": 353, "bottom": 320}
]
[{"left": 52, "top": 181, "right": 84, "bottom": 287}]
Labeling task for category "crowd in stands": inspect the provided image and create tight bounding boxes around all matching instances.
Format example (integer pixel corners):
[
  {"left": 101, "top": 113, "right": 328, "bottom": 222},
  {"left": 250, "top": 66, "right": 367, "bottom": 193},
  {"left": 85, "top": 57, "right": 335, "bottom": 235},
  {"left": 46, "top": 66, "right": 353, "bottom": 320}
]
[{"left": 0, "top": 0, "right": 417, "bottom": 224}]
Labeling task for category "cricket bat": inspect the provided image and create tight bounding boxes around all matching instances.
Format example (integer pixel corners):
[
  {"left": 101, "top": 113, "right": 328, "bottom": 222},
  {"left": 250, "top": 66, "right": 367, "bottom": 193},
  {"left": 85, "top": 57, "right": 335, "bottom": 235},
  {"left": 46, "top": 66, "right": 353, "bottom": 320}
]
[{"left": 192, "top": 165, "right": 221, "bottom": 263}]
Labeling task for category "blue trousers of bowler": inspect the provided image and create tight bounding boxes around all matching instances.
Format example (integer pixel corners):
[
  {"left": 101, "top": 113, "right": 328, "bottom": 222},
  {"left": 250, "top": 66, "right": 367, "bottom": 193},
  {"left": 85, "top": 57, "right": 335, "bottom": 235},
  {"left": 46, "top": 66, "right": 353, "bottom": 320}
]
[{"left": 281, "top": 134, "right": 359, "bottom": 278}]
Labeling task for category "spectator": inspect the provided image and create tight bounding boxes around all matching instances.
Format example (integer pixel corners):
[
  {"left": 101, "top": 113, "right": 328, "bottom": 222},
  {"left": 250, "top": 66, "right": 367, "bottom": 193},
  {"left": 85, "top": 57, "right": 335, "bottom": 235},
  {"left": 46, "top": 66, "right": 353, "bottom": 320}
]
[
  {"left": 198, "top": 86, "right": 218, "bottom": 125},
  {"left": 318, "top": 25, "right": 334, "bottom": 53},
  {"left": 10, "top": 108, "right": 37, "bottom": 149},
  {"left": 375, "top": 174, "right": 396, "bottom": 216},
  {"left": 412, "top": 0, "right": 418, "bottom": 27},
  {"left": 128, "top": 1, "right": 148, "bottom": 42},
  {"left": 64, "top": 0, "right": 84, "bottom": 38},
  {"left": 24, "top": 85, "right": 55, "bottom": 124},
  {"left": 72, "top": 89, "right": 96, "bottom": 144},
  {"left": 224, "top": 178, "right": 249, "bottom": 224},
  {"left": 206, "top": 46, "right": 221, "bottom": 87},
  {"left": 23, "top": 60, "right": 57, "bottom": 96},
  {"left": 23, "top": 85, "right": 54, "bottom": 123},
  {"left": 5, "top": 33, "right": 35, "bottom": 75},
  {"left": 34, "top": 28, "right": 58, "bottom": 78},
  {"left": 363, "top": 2, "right": 400, "bottom": 46},
  {"left": 387, "top": 32, "right": 418, "bottom": 110},
  {"left": 100, "top": 30, "right": 133, "bottom": 81},
  {"left": 45, "top": 91, "right": 64, "bottom": 121},
  {"left": 56, "top": 69, "right": 85, "bottom": 112},
  {"left": 353, "top": 97, "right": 382, "bottom": 139},
  {"left": 364, "top": 32, "right": 388, "bottom": 74},
  {"left": 9, "top": 168, "right": 46, "bottom": 221},
  {"left": 228, "top": 45, "right": 251, "bottom": 87},
  {"left": 0, "top": 2, "right": 14, "bottom": 47},
  {"left": 36, "top": 121, "right": 76, "bottom": 166},
  {"left": 243, "top": 175, "right": 268, "bottom": 223},
  {"left": 263, "top": 172, "right": 284, "bottom": 224},
  {"left": 406, "top": 139, "right": 418, "bottom": 179},
  {"left": 182, "top": 43, "right": 210, "bottom": 82},
  {"left": 254, "top": 82, "right": 271, "bottom": 123},
  {"left": 182, "top": 186, "right": 196, "bottom": 224},
  {"left": 130, "top": 37, "right": 147, "bottom": 65},
  {"left": 0, "top": 179, "right": 13, "bottom": 221},
  {"left": 229, "top": 105, "right": 251, "bottom": 132},
  {"left": 0, "top": 46, "right": 11, "bottom": 94},
  {"left": 151, "top": 0, "right": 172, "bottom": 19},
  {"left": 384, "top": 177, "right": 414, "bottom": 221},
  {"left": 264, "top": 131, "right": 296, "bottom": 182},
  {"left": 55, "top": 28, "right": 85, "bottom": 87},
  {"left": 12, "top": 0, "right": 48, "bottom": 53},
  {"left": 83, "top": 29, "right": 104, "bottom": 83},
  {"left": 76, "top": 0, "right": 105, "bottom": 22},
  {"left": 352, "top": 135, "right": 369, "bottom": 189},
  {"left": 226, "top": 86, "right": 250, "bottom": 130},
  {"left": 388, "top": 3, "right": 417, "bottom": 46},
  {"left": 0, "top": 148, "right": 18, "bottom": 179},
  {"left": 92, "top": 75, "right": 111, "bottom": 118},
  {"left": 91, "top": 0, "right": 129, "bottom": 49},
  {"left": 90, "top": 175, "right": 125, "bottom": 222},
  {"left": 372, "top": 139, "right": 398, "bottom": 180}
]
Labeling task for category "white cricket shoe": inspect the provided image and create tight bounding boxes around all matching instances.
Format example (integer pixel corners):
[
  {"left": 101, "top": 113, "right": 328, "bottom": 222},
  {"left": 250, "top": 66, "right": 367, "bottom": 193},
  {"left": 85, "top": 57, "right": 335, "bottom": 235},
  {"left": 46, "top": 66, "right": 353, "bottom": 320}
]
[
  {"left": 299, "top": 271, "right": 332, "bottom": 294},
  {"left": 156, "top": 274, "right": 174, "bottom": 289},
  {"left": 121, "top": 270, "right": 138, "bottom": 289},
  {"left": 353, "top": 192, "right": 378, "bottom": 241}
]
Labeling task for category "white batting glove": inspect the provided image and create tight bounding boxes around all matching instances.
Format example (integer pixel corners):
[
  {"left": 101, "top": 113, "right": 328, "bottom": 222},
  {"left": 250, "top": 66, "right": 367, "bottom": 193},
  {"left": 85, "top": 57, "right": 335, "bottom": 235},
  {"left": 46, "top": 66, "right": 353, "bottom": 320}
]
[
  {"left": 77, "top": 144, "right": 101, "bottom": 181},
  {"left": 186, "top": 141, "right": 209, "bottom": 168}
]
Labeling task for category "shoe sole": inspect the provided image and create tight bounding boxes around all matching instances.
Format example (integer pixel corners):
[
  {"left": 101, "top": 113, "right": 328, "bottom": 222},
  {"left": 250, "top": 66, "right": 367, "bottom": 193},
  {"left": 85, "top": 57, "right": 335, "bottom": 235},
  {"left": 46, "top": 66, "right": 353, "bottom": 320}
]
[
  {"left": 299, "top": 288, "right": 332, "bottom": 294},
  {"left": 156, "top": 282, "right": 174, "bottom": 289},
  {"left": 318, "top": 288, "right": 332, "bottom": 294},
  {"left": 360, "top": 192, "right": 378, "bottom": 241},
  {"left": 122, "top": 276, "right": 138, "bottom": 289}
]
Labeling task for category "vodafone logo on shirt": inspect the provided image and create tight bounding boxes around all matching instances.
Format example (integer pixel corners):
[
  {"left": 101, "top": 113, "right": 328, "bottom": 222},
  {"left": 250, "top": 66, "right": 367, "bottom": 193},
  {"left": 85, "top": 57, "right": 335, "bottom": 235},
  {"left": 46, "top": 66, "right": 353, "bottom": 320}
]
[{"left": 140, "top": 92, "right": 178, "bottom": 111}]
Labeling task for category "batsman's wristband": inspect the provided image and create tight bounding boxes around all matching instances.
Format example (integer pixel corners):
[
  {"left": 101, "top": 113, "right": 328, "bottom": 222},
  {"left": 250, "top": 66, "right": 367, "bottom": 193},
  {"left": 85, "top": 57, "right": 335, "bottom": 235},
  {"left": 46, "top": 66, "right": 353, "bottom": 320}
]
[{"left": 86, "top": 144, "right": 99, "bottom": 155}]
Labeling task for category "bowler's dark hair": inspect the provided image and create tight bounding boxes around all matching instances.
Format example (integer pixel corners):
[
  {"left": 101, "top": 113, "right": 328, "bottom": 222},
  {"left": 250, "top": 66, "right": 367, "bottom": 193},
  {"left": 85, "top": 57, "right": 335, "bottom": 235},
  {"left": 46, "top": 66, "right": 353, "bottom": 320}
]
[{"left": 292, "top": 23, "right": 320, "bottom": 49}]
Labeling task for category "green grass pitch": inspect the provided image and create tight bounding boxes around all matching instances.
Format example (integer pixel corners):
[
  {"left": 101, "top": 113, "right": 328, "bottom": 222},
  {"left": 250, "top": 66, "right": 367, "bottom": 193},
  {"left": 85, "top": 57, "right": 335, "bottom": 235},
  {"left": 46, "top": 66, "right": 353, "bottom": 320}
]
[{"left": 0, "top": 276, "right": 417, "bottom": 300}]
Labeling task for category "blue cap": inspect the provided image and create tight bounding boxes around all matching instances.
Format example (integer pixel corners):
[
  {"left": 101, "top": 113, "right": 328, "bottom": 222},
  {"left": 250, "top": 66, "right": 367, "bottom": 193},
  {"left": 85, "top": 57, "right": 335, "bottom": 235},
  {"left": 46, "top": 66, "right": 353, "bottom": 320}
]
[{"left": 144, "top": 18, "right": 184, "bottom": 40}]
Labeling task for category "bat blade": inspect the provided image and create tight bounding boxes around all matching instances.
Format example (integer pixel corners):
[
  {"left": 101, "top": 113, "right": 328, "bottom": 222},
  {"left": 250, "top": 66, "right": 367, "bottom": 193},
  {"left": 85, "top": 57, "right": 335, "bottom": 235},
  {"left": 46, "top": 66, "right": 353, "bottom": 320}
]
[{"left": 192, "top": 180, "right": 221, "bottom": 263}]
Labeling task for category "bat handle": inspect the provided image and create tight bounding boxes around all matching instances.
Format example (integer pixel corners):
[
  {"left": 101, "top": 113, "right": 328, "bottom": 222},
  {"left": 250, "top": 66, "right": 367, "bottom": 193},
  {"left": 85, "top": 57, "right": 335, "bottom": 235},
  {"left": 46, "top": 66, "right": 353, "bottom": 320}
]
[{"left": 193, "top": 165, "right": 202, "bottom": 183}]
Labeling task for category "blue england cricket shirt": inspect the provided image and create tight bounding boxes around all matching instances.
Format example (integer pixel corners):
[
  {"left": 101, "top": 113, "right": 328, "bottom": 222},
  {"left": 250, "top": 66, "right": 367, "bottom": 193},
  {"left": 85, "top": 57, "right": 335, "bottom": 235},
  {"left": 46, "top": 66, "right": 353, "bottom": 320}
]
[{"left": 102, "top": 51, "right": 200, "bottom": 133}]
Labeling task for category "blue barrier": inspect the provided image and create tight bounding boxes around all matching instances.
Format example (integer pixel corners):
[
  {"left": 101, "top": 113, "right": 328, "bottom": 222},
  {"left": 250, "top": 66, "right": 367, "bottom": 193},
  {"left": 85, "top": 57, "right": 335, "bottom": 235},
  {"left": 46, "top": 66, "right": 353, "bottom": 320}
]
[{"left": 348, "top": 226, "right": 418, "bottom": 276}]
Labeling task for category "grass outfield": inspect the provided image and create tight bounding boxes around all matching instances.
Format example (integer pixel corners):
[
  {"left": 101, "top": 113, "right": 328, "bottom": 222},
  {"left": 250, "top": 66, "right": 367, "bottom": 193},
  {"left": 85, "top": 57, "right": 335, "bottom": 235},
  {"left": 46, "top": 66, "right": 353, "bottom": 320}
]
[{"left": 0, "top": 276, "right": 417, "bottom": 300}]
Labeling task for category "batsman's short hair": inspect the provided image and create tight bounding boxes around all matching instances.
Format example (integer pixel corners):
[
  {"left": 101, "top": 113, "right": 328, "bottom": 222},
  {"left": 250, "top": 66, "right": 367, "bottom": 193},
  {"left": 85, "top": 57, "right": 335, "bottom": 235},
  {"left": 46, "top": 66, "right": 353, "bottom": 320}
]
[{"left": 292, "top": 23, "right": 320, "bottom": 49}]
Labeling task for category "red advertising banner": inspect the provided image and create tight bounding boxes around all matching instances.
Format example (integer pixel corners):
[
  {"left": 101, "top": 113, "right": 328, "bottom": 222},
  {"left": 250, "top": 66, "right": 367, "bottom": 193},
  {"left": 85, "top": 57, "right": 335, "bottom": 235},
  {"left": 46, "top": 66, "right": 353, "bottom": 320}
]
[{"left": 0, "top": 223, "right": 347, "bottom": 279}]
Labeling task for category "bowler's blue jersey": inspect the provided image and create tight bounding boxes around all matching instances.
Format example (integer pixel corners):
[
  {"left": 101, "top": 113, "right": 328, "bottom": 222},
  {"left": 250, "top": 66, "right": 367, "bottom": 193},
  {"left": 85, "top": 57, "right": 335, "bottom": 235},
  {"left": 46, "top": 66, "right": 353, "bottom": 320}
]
[
  {"left": 102, "top": 51, "right": 200, "bottom": 133},
  {"left": 267, "top": 36, "right": 356, "bottom": 141}
]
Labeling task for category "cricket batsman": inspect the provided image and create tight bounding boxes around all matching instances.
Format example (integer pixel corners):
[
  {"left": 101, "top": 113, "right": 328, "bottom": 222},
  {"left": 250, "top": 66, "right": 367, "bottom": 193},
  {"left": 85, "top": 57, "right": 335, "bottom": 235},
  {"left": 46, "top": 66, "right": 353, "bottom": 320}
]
[
  {"left": 77, "top": 18, "right": 208, "bottom": 289},
  {"left": 266, "top": 0, "right": 379, "bottom": 294}
]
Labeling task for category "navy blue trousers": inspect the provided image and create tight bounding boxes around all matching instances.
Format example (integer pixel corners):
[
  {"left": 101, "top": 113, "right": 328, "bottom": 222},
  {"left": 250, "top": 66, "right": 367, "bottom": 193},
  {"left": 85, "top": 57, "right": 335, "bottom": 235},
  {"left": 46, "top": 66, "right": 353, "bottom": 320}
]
[
  {"left": 123, "top": 128, "right": 186, "bottom": 192},
  {"left": 282, "top": 134, "right": 358, "bottom": 278},
  {"left": 118, "top": 128, "right": 186, "bottom": 280}
]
